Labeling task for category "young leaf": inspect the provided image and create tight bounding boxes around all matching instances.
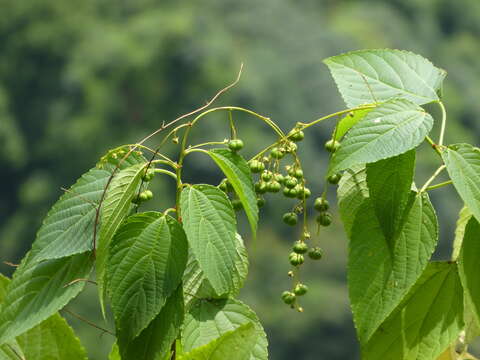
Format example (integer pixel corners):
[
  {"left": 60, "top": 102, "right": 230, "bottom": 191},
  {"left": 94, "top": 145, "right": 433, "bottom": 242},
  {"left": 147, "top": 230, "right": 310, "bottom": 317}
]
[
  {"left": 17, "top": 314, "right": 88, "bottom": 360},
  {"left": 337, "top": 164, "right": 368, "bottom": 237},
  {"left": 183, "top": 233, "right": 248, "bottom": 306},
  {"left": 366, "top": 150, "right": 416, "bottom": 239},
  {"left": 323, "top": 49, "right": 446, "bottom": 107},
  {"left": 29, "top": 146, "right": 147, "bottom": 264},
  {"left": 0, "top": 253, "right": 93, "bottom": 345},
  {"left": 363, "top": 262, "right": 464, "bottom": 360},
  {"left": 206, "top": 149, "right": 258, "bottom": 237},
  {"left": 458, "top": 217, "right": 480, "bottom": 335},
  {"left": 333, "top": 108, "right": 373, "bottom": 141},
  {"left": 182, "top": 298, "right": 268, "bottom": 360},
  {"left": 96, "top": 161, "right": 149, "bottom": 313},
  {"left": 119, "top": 285, "right": 184, "bottom": 360},
  {"left": 349, "top": 192, "right": 438, "bottom": 344},
  {"left": 442, "top": 143, "right": 480, "bottom": 223},
  {"left": 180, "top": 185, "right": 238, "bottom": 296},
  {"left": 178, "top": 323, "right": 258, "bottom": 360},
  {"left": 106, "top": 212, "right": 187, "bottom": 344},
  {"left": 329, "top": 99, "right": 433, "bottom": 175},
  {"left": 452, "top": 206, "right": 472, "bottom": 260}
]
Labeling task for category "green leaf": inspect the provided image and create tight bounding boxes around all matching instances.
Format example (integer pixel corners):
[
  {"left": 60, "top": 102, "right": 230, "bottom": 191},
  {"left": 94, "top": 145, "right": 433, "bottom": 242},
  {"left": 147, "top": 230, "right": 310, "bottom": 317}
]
[
  {"left": 363, "top": 262, "right": 464, "bottom": 360},
  {"left": 180, "top": 185, "right": 238, "bottom": 296},
  {"left": 337, "top": 164, "right": 368, "bottom": 237},
  {"left": 323, "top": 49, "right": 446, "bottom": 107},
  {"left": 106, "top": 212, "right": 187, "bottom": 343},
  {"left": 178, "top": 323, "right": 259, "bottom": 360},
  {"left": 349, "top": 192, "right": 438, "bottom": 344},
  {"left": 29, "top": 146, "right": 147, "bottom": 264},
  {"left": 0, "top": 276, "right": 25, "bottom": 360},
  {"left": 17, "top": 314, "right": 88, "bottom": 360},
  {"left": 96, "top": 161, "right": 149, "bottom": 313},
  {"left": 0, "top": 253, "right": 93, "bottom": 345},
  {"left": 452, "top": 206, "right": 472, "bottom": 261},
  {"left": 459, "top": 217, "right": 480, "bottom": 337},
  {"left": 183, "top": 233, "right": 248, "bottom": 306},
  {"left": 119, "top": 285, "right": 184, "bottom": 360},
  {"left": 207, "top": 149, "right": 258, "bottom": 237},
  {"left": 182, "top": 298, "right": 268, "bottom": 360},
  {"left": 108, "top": 343, "right": 120, "bottom": 360},
  {"left": 333, "top": 108, "right": 373, "bottom": 141},
  {"left": 366, "top": 150, "right": 416, "bottom": 239},
  {"left": 329, "top": 99, "right": 433, "bottom": 175},
  {"left": 442, "top": 143, "right": 480, "bottom": 223}
]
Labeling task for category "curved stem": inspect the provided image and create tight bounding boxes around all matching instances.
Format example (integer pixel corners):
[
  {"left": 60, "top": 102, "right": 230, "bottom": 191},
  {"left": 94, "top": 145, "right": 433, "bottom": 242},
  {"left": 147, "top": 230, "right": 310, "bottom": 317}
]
[
  {"left": 437, "top": 101, "right": 447, "bottom": 147},
  {"left": 151, "top": 159, "right": 178, "bottom": 170},
  {"left": 189, "top": 140, "right": 228, "bottom": 149},
  {"left": 420, "top": 165, "right": 446, "bottom": 193},
  {"left": 299, "top": 104, "right": 376, "bottom": 130},
  {"left": 154, "top": 169, "right": 178, "bottom": 181},
  {"left": 425, "top": 180, "right": 452, "bottom": 192}
]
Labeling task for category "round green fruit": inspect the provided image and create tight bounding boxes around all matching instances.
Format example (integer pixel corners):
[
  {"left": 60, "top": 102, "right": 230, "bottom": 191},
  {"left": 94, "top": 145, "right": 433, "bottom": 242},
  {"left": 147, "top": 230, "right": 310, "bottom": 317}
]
[
  {"left": 316, "top": 212, "right": 332, "bottom": 226},
  {"left": 288, "top": 129, "right": 305, "bottom": 142},
  {"left": 267, "top": 181, "right": 281, "bottom": 193},
  {"left": 274, "top": 173, "right": 285, "bottom": 184},
  {"left": 261, "top": 170, "right": 273, "bottom": 182},
  {"left": 284, "top": 176, "right": 298, "bottom": 189},
  {"left": 293, "top": 241, "right": 308, "bottom": 254},
  {"left": 142, "top": 168, "right": 155, "bottom": 182},
  {"left": 270, "top": 147, "right": 285, "bottom": 159},
  {"left": 308, "top": 247, "right": 323, "bottom": 260},
  {"left": 314, "top": 197, "right": 329, "bottom": 211},
  {"left": 249, "top": 160, "right": 265, "bottom": 173},
  {"left": 327, "top": 173, "right": 342, "bottom": 185},
  {"left": 139, "top": 190, "right": 153, "bottom": 202},
  {"left": 228, "top": 139, "right": 244, "bottom": 152},
  {"left": 255, "top": 181, "right": 268, "bottom": 194},
  {"left": 281, "top": 291, "right": 296, "bottom": 305},
  {"left": 257, "top": 197, "right": 266, "bottom": 208},
  {"left": 283, "top": 212, "right": 298, "bottom": 226},
  {"left": 294, "top": 283, "right": 308, "bottom": 296},
  {"left": 232, "top": 199, "right": 243, "bottom": 211},
  {"left": 324, "top": 139, "right": 340, "bottom": 153},
  {"left": 289, "top": 252, "right": 304, "bottom": 266}
]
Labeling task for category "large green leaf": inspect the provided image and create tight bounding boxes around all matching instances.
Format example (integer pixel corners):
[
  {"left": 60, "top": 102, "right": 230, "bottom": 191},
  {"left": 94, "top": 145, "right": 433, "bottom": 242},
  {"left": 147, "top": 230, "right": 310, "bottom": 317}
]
[
  {"left": 452, "top": 206, "right": 472, "bottom": 261},
  {"left": 183, "top": 233, "right": 248, "bottom": 306},
  {"left": 333, "top": 108, "right": 373, "bottom": 141},
  {"left": 329, "top": 99, "right": 433, "bottom": 175},
  {"left": 337, "top": 164, "right": 368, "bottom": 237},
  {"left": 349, "top": 192, "right": 438, "bottom": 344},
  {"left": 323, "top": 49, "right": 446, "bottom": 107},
  {"left": 206, "top": 149, "right": 258, "bottom": 237},
  {"left": 459, "top": 217, "right": 480, "bottom": 336},
  {"left": 0, "top": 254, "right": 93, "bottom": 345},
  {"left": 28, "top": 147, "right": 146, "bottom": 264},
  {"left": 363, "top": 262, "right": 464, "bottom": 360},
  {"left": 182, "top": 298, "right": 268, "bottom": 360},
  {"left": 180, "top": 185, "right": 238, "bottom": 296},
  {"left": 0, "top": 276, "right": 25, "bottom": 360},
  {"left": 442, "top": 143, "right": 480, "bottom": 223},
  {"left": 96, "top": 161, "right": 149, "bottom": 313},
  {"left": 366, "top": 150, "right": 416, "bottom": 239},
  {"left": 17, "top": 314, "right": 88, "bottom": 360},
  {"left": 179, "top": 323, "right": 259, "bottom": 360},
  {"left": 119, "top": 285, "right": 184, "bottom": 360},
  {"left": 106, "top": 212, "right": 187, "bottom": 344}
]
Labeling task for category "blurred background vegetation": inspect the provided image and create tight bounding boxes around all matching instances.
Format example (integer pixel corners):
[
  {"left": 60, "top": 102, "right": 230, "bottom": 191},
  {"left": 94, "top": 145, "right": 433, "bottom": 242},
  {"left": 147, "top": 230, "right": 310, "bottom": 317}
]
[{"left": 1, "top": 0, "right": 479, "bottom": 358}]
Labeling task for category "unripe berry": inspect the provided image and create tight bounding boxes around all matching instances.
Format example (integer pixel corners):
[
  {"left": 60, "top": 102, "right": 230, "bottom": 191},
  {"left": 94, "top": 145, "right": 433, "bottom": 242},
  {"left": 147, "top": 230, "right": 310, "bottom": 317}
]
[
  {"left": 316, "top": 212, "right": 332, "bottom": 226},
  {"left": 324, "top": 139, "right": 340, "bottom": 153},
  {"left": 228, "top": 139, "right": 244, "bottom": 152},
  {"left": 289, "top": 252, "right": 304, "bottom": 266},
  {"left": 283, "top": 212, "right": 298, "bottom": 226},
  {"left": 293, "top": 241, "right": 308, "bottom": 254},
  {"left": 294, "top": 283, "right": 308, "bottom": 296},
  {"left": 308, "top": 247, "right": 323, "bottom": 260},
  {"left": 327, "top": 173, "right": 342, "bottom": 185},
  {"left": 314, "top": 197, "right": 329, "bottom": 212},
  {"left": 281, "top": 291, "right": 296, "bottom": 305}
]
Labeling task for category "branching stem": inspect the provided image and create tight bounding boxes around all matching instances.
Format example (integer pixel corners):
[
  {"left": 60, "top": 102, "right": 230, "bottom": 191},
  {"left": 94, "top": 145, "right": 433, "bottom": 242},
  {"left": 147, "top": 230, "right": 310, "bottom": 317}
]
[{"left": 420, "top": 165, "right": 446, "bottom": 193}]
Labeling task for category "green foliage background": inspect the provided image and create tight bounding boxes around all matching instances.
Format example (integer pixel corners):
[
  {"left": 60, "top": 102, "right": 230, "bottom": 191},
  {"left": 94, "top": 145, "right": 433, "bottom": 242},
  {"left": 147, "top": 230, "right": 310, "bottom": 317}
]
[{"left": 0, "top": 0, "right": 479, "bottom": 358}]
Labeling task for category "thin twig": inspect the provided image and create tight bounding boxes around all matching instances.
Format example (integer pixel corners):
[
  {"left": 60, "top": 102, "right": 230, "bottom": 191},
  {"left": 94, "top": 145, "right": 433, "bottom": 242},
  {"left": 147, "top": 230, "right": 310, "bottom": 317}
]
[
  {"left": 3, "top": 261, "right": 18, "bottom": 267},
  {"left": 63, "top": 278, "right": 98, "bottom": 287},
  {"left": 63, "top": 308, "right": 115, "bottom": 336},
  {"left": 91, "top": 63, "right": 244, "bottom": 254},
  {"left": 420, "top": 165, "right": 446, "bottom": 193}
]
